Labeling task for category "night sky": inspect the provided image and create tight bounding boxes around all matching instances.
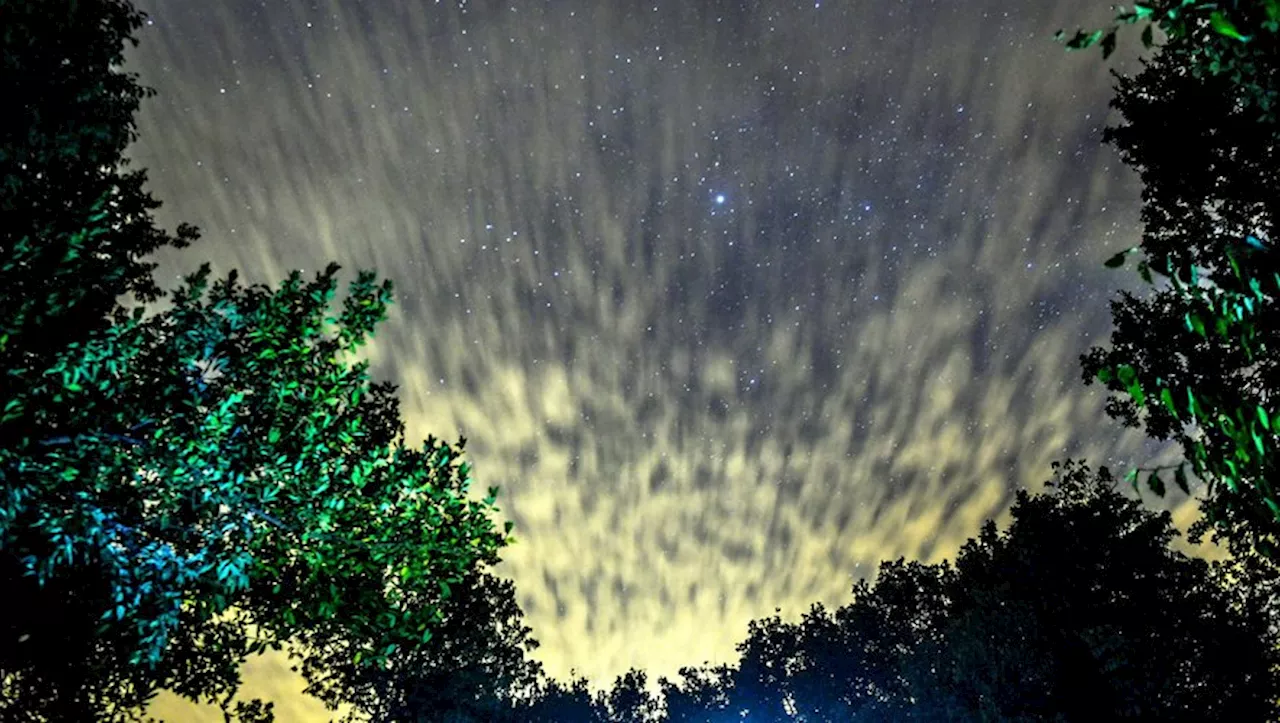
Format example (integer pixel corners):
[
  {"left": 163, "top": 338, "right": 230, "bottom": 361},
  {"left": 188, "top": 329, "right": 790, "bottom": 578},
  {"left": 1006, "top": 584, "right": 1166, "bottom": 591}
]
[{"left": 120, "top": 0, "right": 1208, "bottom": 718}]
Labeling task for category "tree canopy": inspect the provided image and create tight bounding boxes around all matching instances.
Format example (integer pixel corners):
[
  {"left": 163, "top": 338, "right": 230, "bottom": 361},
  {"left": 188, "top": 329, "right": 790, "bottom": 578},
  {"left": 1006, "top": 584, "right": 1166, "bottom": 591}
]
[
  {"left": 1, "top": 1, "right": 513, "bottom": 720},
  {"left": 1065, "top": 0, "right": 1280, "bottom": 578},
  {"left": 300, "top": 568, "right": 544, "bottom": 723},
  {"left": 467, "top": 460, "right": 1278, "bottom": 722},
  {"left": 7, "top": 0, "right": 1280, "bottom": 721},
  {"left": 649, "top": 460, "right": 1280, "bottom": 722}
]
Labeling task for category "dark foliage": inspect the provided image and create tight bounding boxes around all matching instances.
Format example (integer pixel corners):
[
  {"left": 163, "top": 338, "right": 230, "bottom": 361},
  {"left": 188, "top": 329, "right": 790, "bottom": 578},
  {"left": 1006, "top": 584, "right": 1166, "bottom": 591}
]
[
  {"left": 302, "top": 569, "right": 544, "bottom": 723},
  {"left": 506, "top": 461, "right": 1279, "bottom": 722},
  {"left": 1077, "top": 0, "right": 1280, "bottom": 576}
]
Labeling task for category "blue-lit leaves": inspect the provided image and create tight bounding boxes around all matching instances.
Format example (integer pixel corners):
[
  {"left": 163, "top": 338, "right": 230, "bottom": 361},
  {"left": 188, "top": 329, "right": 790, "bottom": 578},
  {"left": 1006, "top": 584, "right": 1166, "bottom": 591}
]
[{"left": 1185, "top": 311, "right": 1206, "bottom": 337}]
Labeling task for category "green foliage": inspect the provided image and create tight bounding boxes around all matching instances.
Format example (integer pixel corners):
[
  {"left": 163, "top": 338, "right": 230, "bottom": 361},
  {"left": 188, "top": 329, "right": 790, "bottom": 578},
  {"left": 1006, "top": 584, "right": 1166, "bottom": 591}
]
[
  {"left": 0, "top": 1, "right": 514, "bottom": 720},
  {"left": 1055, "top": 0, "right": 1280, "bottom": 127},
  {"left": 0, "top": 0, "right": 198, "bottom": 366},
  {"left": 299, "top": 569, "right": 546, "bottom": 723},
  {"left": 3, "top": 257, "right": 513, "bottom": 720},
  {"left": 1071, "top": 0, "right": 1280, "bottom": 570}
]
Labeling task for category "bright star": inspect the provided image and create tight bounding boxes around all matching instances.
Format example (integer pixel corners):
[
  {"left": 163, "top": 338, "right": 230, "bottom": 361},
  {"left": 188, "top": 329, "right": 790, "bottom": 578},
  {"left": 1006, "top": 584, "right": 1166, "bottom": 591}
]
[{"left": 715, "top": 194, "right": 726, "bottom": 205}]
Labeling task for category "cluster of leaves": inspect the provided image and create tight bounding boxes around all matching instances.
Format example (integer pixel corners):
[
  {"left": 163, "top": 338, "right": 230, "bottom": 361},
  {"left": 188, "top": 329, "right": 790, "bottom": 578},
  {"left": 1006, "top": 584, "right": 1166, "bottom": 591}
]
[
  {"left": 1061, "top": 0, "right": 1280, "bottom": 580},
  {"left": 1056, "top": 0, "right": 1279, "bottom": 126},
  {"left": 1, "top": 1, "right": 514, "bottom": 720},
  {"left": 1089, "top": 235, "right": 1280, "bottom": 553},
  {"left": 298, "top": 567, "right": 545, "bottom": 723}
]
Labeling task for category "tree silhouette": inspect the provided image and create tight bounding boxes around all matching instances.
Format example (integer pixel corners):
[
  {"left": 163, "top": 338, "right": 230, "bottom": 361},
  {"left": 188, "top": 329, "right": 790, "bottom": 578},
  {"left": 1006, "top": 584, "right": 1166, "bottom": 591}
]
[
  {"left": 300, "top": 568, "right": 544, "bottom": 723},
  {"left": 658, "top": 664, "right": 737, "bottom": 723},
  {"left": 903, "top": 460, "right": 1277, "bottom": 721},
  {"left": 656, "top": 460, "right": 1279, "bottom": 721},
  {"left": 0, "top": 0, "right": 198, "bottom": 365},
  {"left": 0, "top": 2, "right": 514, "bottom": 720},
  {"left": 517, "top": 674, "right": 609, "bottom": 723}
]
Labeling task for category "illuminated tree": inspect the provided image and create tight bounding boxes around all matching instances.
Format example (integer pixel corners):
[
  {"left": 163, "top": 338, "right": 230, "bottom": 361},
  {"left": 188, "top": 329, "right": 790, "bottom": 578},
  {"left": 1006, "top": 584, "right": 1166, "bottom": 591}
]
[
  {"left": 1063, "top": 0, "right": 1280, "bottom": 574},
  {"left": 0, "top": 1, "right": 513, "bottom": 720}
]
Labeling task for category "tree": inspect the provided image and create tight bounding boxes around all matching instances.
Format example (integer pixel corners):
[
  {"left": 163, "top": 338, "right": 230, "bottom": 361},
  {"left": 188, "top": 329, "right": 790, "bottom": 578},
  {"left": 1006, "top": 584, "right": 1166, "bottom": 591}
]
[
  {"left": 297, "top": 568, "right": 544, "bottom": 723},
  {"left": 1064, "top": 0, "right": 1280, "bottom": 570},
  {"left": 1056, "top": 0, "right": 1279, "bottom": 127},
  {"left": 905, "top": 460, "right": 1278, "bottom": 721},
  {"left": 0, "top": 1, "right": 514, "bottom": 720},
  {"left": 662, "top": 460, "right": 1280, "bottom": 721},
  {"left": 516, "top": 674, "right": 609, "bottom": 723},
  {"left": 657, "top": 664, "right": 738, "bottom": 723},
  {"left": 599, "top": 669, "right": 662, "bottom": 723},
  {"left": 0, "top": 0, "right": 198, "bottom": 380}
]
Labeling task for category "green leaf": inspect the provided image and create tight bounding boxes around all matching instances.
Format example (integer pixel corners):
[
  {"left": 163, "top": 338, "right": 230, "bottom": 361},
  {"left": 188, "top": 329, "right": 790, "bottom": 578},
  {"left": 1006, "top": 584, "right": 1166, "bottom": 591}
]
[
  {"left": 1133, "top": 4, "right": 1154, "bottom": 19},
  {"left": 1104, "top": 249, "right": 1131, "bottom": 268},
  {"left": 1174, "top": 464, "right": 1191, "bottom": 495},
  {"left": 1209, "top": 11, "right": 1251, "bottom": 42},
  {"left": 1128, "top": 383, "right": 1146, "bottom": 408},
  {"left": 1101, "top": 29, "right": 1118, "bottom": 59},
  {"left": 1116, "top": 365, "right": 1137, "bottom": 386},
  {"left": 1160, "top": 387, "right": 1179, "bottom": 419},
  {"left": 1266, "top": 497, "right": 1280, "bottom": 523},
  {"left": 1259, "top": 406, "right": 1271, "bottom": 431},
  {"left": 1147, "top": 470, "right": 1166, "bottom": 496},
  {"left": 1096, "top": 366, "right": 1115, "bottom": 384},
  {"left": 1185, "top": 312, "right": 1206, "bottom": 337}
]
